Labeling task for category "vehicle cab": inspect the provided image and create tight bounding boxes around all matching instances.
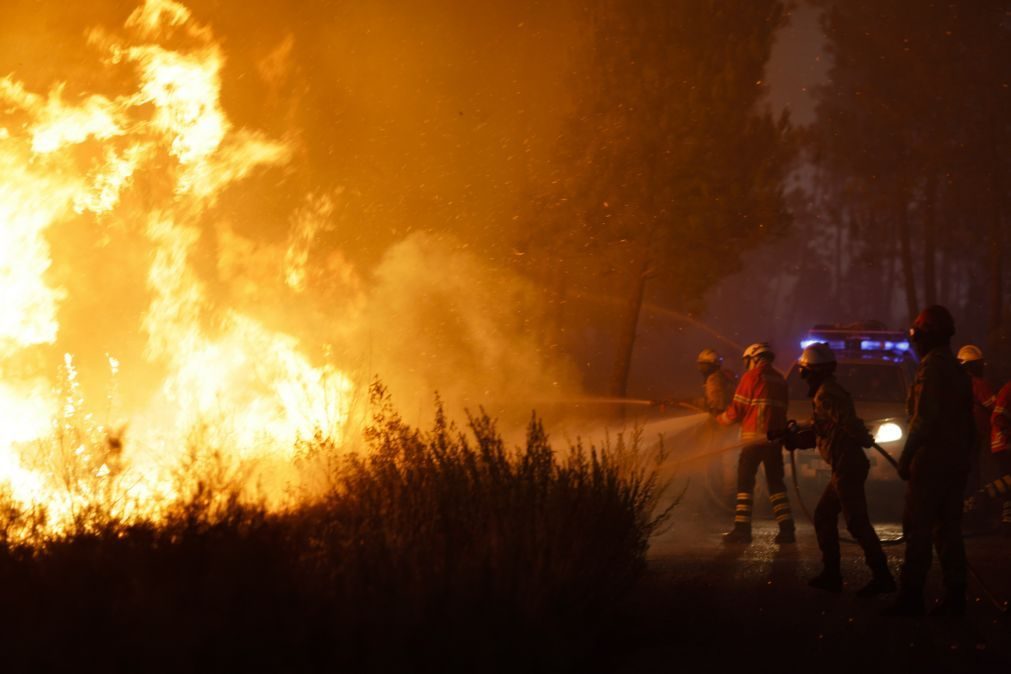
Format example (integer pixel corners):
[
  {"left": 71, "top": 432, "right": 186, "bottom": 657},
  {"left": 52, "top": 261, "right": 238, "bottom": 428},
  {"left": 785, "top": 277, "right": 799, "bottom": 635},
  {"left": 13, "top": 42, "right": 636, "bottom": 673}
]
[{"left": 786, "top": 324, "right": 916, "bottom": 485}]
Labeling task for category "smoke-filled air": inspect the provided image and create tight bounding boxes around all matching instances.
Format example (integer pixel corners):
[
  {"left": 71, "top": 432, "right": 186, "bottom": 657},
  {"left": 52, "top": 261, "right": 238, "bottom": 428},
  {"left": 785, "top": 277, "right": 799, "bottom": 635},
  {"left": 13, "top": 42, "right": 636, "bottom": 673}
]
[
  {"left": 2, "top": 1, "right": 1011, "bottom": 670},
  {"left": 0, "top": 0, "right": 587, "bottom": 533}
]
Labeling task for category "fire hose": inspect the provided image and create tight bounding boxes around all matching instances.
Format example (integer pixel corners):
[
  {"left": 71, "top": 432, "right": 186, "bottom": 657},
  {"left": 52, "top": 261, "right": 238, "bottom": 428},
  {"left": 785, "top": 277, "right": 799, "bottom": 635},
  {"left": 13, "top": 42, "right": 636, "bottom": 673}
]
[{"left": 784, "top": 440, "right": 1008, "bottom": 615}]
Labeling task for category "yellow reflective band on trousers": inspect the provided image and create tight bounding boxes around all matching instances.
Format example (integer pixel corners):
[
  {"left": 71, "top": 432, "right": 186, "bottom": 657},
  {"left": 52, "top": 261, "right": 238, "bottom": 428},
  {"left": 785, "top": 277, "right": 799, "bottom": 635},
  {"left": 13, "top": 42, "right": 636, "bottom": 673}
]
[
  {"left": 769, "top": 491, "right": 792, "bottom": 522},
  {"left": 735, "top": 493, "right": 752, "bottom": 523}
]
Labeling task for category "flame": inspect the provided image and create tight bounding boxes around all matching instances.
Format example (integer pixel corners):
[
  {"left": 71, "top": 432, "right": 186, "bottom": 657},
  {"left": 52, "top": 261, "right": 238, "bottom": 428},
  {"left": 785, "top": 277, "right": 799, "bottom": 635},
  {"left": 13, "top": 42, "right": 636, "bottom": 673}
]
[{"left": 0, "top": 0, "right": 353, "bottom": 536}]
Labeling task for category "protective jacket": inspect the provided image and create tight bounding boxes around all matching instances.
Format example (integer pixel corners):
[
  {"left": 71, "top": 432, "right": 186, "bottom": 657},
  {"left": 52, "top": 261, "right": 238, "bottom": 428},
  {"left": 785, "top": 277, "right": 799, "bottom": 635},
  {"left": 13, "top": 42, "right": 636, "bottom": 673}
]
[
  {"left": 799, "top": 376, "right": 872, "bottom": 471},
  {"left": 992, "top": 382, "right": 1011, "bottom": 454},
  {"left": 697, "top": 368, "right": 736, "bottom": 415},
  {"left": 717, "top": 361, "right": 788, "bottom": 442},
  {"left": 899, "top": 347, "right": 975, "bottom": 476},
  {"left": 969, "top": 375, "right": 995, "bottom": 448}
]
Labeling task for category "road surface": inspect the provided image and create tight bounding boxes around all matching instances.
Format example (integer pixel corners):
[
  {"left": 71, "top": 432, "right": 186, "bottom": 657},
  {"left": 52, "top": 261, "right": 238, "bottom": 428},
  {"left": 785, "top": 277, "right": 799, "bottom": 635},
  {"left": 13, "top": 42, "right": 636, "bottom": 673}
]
[{"left": 612, "top": 511, "right": 1011, "bottom": 673}]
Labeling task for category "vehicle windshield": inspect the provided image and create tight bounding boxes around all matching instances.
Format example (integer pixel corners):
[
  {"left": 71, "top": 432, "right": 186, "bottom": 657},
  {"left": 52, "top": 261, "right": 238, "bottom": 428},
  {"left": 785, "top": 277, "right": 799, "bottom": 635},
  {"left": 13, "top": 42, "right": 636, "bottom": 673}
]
[{"left": 787, "top": 362, "right": 907, "bottom": 403}]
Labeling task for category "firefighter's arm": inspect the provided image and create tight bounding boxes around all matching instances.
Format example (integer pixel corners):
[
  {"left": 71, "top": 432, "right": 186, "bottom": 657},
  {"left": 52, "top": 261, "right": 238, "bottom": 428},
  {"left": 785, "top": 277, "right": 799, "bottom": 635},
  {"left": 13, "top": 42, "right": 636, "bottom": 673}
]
[
  {"left": 703, "top": 375, "right": 724, "bottom": 414},
  {"left": 992, "top": 391, "right": 1010, "bottom": 453},
  {"left": 899, "top": 364, "right": 941, "bottom": 478},
  {"left": 767, "top": 420, "right": 815, "bottom": 450},
  {"left": 715, "top": 379, "right": 748, "bottom": 426}
]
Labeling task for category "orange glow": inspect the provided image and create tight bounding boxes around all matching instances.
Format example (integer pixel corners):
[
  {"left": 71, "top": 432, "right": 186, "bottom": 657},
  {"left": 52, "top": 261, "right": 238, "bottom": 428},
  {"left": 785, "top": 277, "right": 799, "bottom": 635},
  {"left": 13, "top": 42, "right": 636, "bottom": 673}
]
[{"left": 0, "top": 0, "right": 351, "bottom": 535}]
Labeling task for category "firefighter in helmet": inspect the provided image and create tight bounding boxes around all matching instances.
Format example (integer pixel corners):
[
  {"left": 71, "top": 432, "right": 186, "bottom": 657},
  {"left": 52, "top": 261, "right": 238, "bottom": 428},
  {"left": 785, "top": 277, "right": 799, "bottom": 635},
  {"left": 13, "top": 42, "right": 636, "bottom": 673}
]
[
  {"left": 989, "top": 381, "right": 1011, "bottom": 535},
  {"left": 884, "top": 306, "right": 975, "bottom": 617},
  {"left": 779, "top": 343, "right": 895, "bottom": 595},
  {"left": 693, "top": 348, "right": 736, "bottom": 415},
  {"left": 956, "top": 345, "right": 996, "bottom": 529},
  {"left": 716, "top": 342, "right": 794, "bottom": 544}
]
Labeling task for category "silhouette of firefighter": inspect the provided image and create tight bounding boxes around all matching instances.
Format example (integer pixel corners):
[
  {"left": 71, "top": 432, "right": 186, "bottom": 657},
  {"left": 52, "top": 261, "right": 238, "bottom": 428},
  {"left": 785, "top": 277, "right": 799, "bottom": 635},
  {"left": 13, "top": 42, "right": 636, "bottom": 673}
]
[
  {"left": 884, "top": 305, "right": 975, "bottom": 617},
  {"left": 692, "top": 348, "right": 736, "bottom": 415},
  {"left": 776, "top": 343, "right": 895, "bottom": 596}
]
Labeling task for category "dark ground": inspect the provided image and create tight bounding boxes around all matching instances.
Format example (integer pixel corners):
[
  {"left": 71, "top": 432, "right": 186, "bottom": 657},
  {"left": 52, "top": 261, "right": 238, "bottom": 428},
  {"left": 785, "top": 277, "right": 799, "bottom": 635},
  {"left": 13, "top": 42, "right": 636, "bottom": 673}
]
[{"left": 609, "top": 509, "right": 1011, "bottom": 674}]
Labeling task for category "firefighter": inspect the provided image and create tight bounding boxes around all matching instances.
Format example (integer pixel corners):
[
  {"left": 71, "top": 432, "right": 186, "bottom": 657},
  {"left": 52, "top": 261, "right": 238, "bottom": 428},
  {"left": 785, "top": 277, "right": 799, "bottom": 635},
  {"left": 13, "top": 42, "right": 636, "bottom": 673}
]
[
  {"left": 989, "top": 381, "right": 1011, "bottom": 535},
  {"left": 716, "top": 342, "right": 794, "bottom": 544},
  {"left": 694, "top": 348, "right": 736, "bottom": 415},
  {"left": 956, "top": 345, "right": 996, "bottom": 529},
  {"left": 779, "top": 343, "right": 895, "bottom": 595},
  {"left": 884, "top": 305, "right": 975, "bottom": 617}
]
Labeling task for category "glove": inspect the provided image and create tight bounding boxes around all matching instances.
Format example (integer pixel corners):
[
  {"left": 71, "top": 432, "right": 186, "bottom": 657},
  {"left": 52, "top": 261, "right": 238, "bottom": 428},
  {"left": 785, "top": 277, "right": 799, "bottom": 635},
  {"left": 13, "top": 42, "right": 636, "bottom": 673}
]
[
  {"left": 767, "top": 419, "right": 799, "bottom": 444},
  {"left": 858, "top": 426, "right": 875, "bottom": 449}
]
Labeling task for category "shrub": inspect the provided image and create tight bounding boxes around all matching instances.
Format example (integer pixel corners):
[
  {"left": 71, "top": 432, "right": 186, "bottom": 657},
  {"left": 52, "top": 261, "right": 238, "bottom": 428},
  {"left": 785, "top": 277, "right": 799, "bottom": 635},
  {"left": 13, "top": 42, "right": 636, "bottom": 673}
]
[{"left": 0, "top": 384, "right": 673, "bottom": 672}]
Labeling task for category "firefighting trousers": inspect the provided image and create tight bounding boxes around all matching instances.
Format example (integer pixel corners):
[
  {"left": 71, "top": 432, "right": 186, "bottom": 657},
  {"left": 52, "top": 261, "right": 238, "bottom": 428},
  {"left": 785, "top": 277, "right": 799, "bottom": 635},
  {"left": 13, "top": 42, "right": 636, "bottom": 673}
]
[
  {"left": 813, "top": 463, "right": 887, "bottom": 575},
  {"left": 734, "top": 443, "right": 793, "bottom": 528},
  {"left": 899, "top": 467, "right": 968, "bottom": 596}
]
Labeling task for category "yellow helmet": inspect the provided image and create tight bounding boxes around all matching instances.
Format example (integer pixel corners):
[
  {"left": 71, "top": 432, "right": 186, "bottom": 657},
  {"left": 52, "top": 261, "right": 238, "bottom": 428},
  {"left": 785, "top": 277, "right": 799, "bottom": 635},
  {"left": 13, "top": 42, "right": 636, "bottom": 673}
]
[
  {"left": 957, "top": 345, "right": 984, "bottom": 364},
  {"left": 697, "top": 348, "right": 723, "bottom": 365}
]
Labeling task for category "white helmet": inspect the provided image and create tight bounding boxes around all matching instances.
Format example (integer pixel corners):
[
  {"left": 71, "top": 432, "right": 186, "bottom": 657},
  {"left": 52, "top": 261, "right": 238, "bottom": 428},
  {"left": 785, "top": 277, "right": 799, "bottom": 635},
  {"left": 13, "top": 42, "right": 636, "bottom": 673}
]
[
  {"left": 799, "top": 342, "right": 836, "bottom": 368},
  {"left": 957, "top": 345, "right": 984, "bottom": 364},
  {"left": 742, "top": 342, "right": 774, "bottom": 361},
  {"left": 697, "top": 348, "right": 723, "bottom": 365}
]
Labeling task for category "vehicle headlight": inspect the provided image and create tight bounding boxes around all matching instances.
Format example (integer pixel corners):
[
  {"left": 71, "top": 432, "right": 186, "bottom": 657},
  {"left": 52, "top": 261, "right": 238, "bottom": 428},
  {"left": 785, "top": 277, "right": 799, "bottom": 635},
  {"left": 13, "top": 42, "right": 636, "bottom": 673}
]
[{"left": 874, "top": 422, "right": 903, "bottom": 444}]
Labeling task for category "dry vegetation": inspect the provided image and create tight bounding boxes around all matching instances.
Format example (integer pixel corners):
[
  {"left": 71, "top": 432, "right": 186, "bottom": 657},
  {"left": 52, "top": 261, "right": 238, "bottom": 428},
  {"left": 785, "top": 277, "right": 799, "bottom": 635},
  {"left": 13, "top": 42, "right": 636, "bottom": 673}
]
[{"left": 0, "top": 384, "right": 673, "bottom": 672}]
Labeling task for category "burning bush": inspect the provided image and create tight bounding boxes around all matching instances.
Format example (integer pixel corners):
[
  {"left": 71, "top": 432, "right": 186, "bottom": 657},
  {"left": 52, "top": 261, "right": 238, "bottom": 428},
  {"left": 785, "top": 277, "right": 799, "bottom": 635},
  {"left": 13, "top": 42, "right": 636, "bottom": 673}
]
[{"left": 0, "top": 384, "right": 673, "bottom": 672}]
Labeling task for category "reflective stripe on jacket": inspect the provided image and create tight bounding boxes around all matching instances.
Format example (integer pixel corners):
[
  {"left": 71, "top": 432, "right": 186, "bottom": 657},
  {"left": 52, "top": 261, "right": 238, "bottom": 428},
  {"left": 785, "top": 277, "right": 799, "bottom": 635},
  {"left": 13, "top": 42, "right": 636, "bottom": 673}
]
[{"left": 717, "top": 362, "right": 787, "bottom": 442}]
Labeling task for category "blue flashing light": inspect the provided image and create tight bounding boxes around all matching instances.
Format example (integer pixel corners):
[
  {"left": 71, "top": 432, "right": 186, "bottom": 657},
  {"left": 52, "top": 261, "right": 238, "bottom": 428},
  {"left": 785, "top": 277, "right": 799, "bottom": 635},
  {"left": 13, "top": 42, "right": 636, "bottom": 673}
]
[
  {"left": 800, "top": 339, "right": 820, "bottom": 350},
  {"left": 861, "top": 339, "right": 910, "bottom": 353}
]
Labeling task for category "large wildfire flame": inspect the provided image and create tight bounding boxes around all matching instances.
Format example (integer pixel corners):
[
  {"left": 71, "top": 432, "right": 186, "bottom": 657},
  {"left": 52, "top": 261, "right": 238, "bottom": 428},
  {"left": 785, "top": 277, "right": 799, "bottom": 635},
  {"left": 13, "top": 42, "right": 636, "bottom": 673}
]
[{"left": 0, "top": 0, "right": 353, "bottom": 533}]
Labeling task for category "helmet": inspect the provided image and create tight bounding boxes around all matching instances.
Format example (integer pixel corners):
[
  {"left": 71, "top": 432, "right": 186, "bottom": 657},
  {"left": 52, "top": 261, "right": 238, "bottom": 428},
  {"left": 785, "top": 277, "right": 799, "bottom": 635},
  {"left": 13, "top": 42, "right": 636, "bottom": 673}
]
[
  {"left": 799, "top": 342, "right": 836, "bottom": 368},
  {"left": 910, "top": 305, "right": 955, "bottom": 340},
  {"left": 697, "top": 348, "right": 723, "bottom": 365},
  {"left": 957, "top": 345, "right": 984, "bottom": 364},
  {"left": 742, "top": 342, "right": 774, "bottom": 361}
]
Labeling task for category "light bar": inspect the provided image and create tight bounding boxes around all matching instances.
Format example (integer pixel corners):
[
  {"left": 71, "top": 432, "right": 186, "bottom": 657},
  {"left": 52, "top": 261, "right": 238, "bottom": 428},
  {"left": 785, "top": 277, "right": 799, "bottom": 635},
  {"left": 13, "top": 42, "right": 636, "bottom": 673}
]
[
  {"left": 860, "top": 339, "right": 910, "bottom": 352},
  {"left": 799, "top": 339, "right": 845, "bottom": 351}
]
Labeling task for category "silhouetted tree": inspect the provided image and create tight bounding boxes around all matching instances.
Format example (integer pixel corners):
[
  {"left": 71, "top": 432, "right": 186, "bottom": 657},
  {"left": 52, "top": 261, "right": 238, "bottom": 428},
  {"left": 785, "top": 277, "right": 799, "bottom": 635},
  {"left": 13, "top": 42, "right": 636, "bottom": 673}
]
[
  {"left": 811, "top": 0, "right": 1011, "bottom": 368},
  {"left": 529, "top": 0, "right": 794, "bottom": 398}
]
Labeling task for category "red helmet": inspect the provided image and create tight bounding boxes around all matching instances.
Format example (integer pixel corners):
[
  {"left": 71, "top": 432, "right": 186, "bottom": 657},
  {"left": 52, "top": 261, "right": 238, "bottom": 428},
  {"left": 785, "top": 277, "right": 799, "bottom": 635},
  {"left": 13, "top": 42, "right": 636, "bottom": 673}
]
[{"left": 910, "top": 305, "right": 955, "bottom": 340}]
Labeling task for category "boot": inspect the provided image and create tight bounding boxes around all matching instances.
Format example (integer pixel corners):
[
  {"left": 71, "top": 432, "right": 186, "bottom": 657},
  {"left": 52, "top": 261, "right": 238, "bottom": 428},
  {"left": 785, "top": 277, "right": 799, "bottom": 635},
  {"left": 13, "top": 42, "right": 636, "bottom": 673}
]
[
  {"left": 808, "top": 568, "right": 843, "bottom": 593},
  {"left": 881, "top": 592, "right": 925, "bottom": 617},
  {"left": 855, "top": 572, "right": 897, "bottom": 597},
  {"left": 929, "top": 589, "right": 966, "bottom": 617},
  {"left": 722, "top": 524, "right": 752, "bottom": 544},
  {"left": 774, "top": 522, "right": 796, "bottom": 544}
]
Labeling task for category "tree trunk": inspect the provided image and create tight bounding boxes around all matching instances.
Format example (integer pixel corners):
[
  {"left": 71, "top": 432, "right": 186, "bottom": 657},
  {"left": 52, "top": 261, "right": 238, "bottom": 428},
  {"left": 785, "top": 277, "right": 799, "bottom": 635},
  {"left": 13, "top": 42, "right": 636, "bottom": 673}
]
[
  {"left": 609, "top": 256, "right": 651, "bottom": 399},
  {"left": 923, "top": 173, "right": 938, "bottom": 305},
  {"left": 898, "top": 199, "right": 919, "bottom": 323},
  {"left": 883, "top": 212, "right": 897, "bottom": 321}
]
